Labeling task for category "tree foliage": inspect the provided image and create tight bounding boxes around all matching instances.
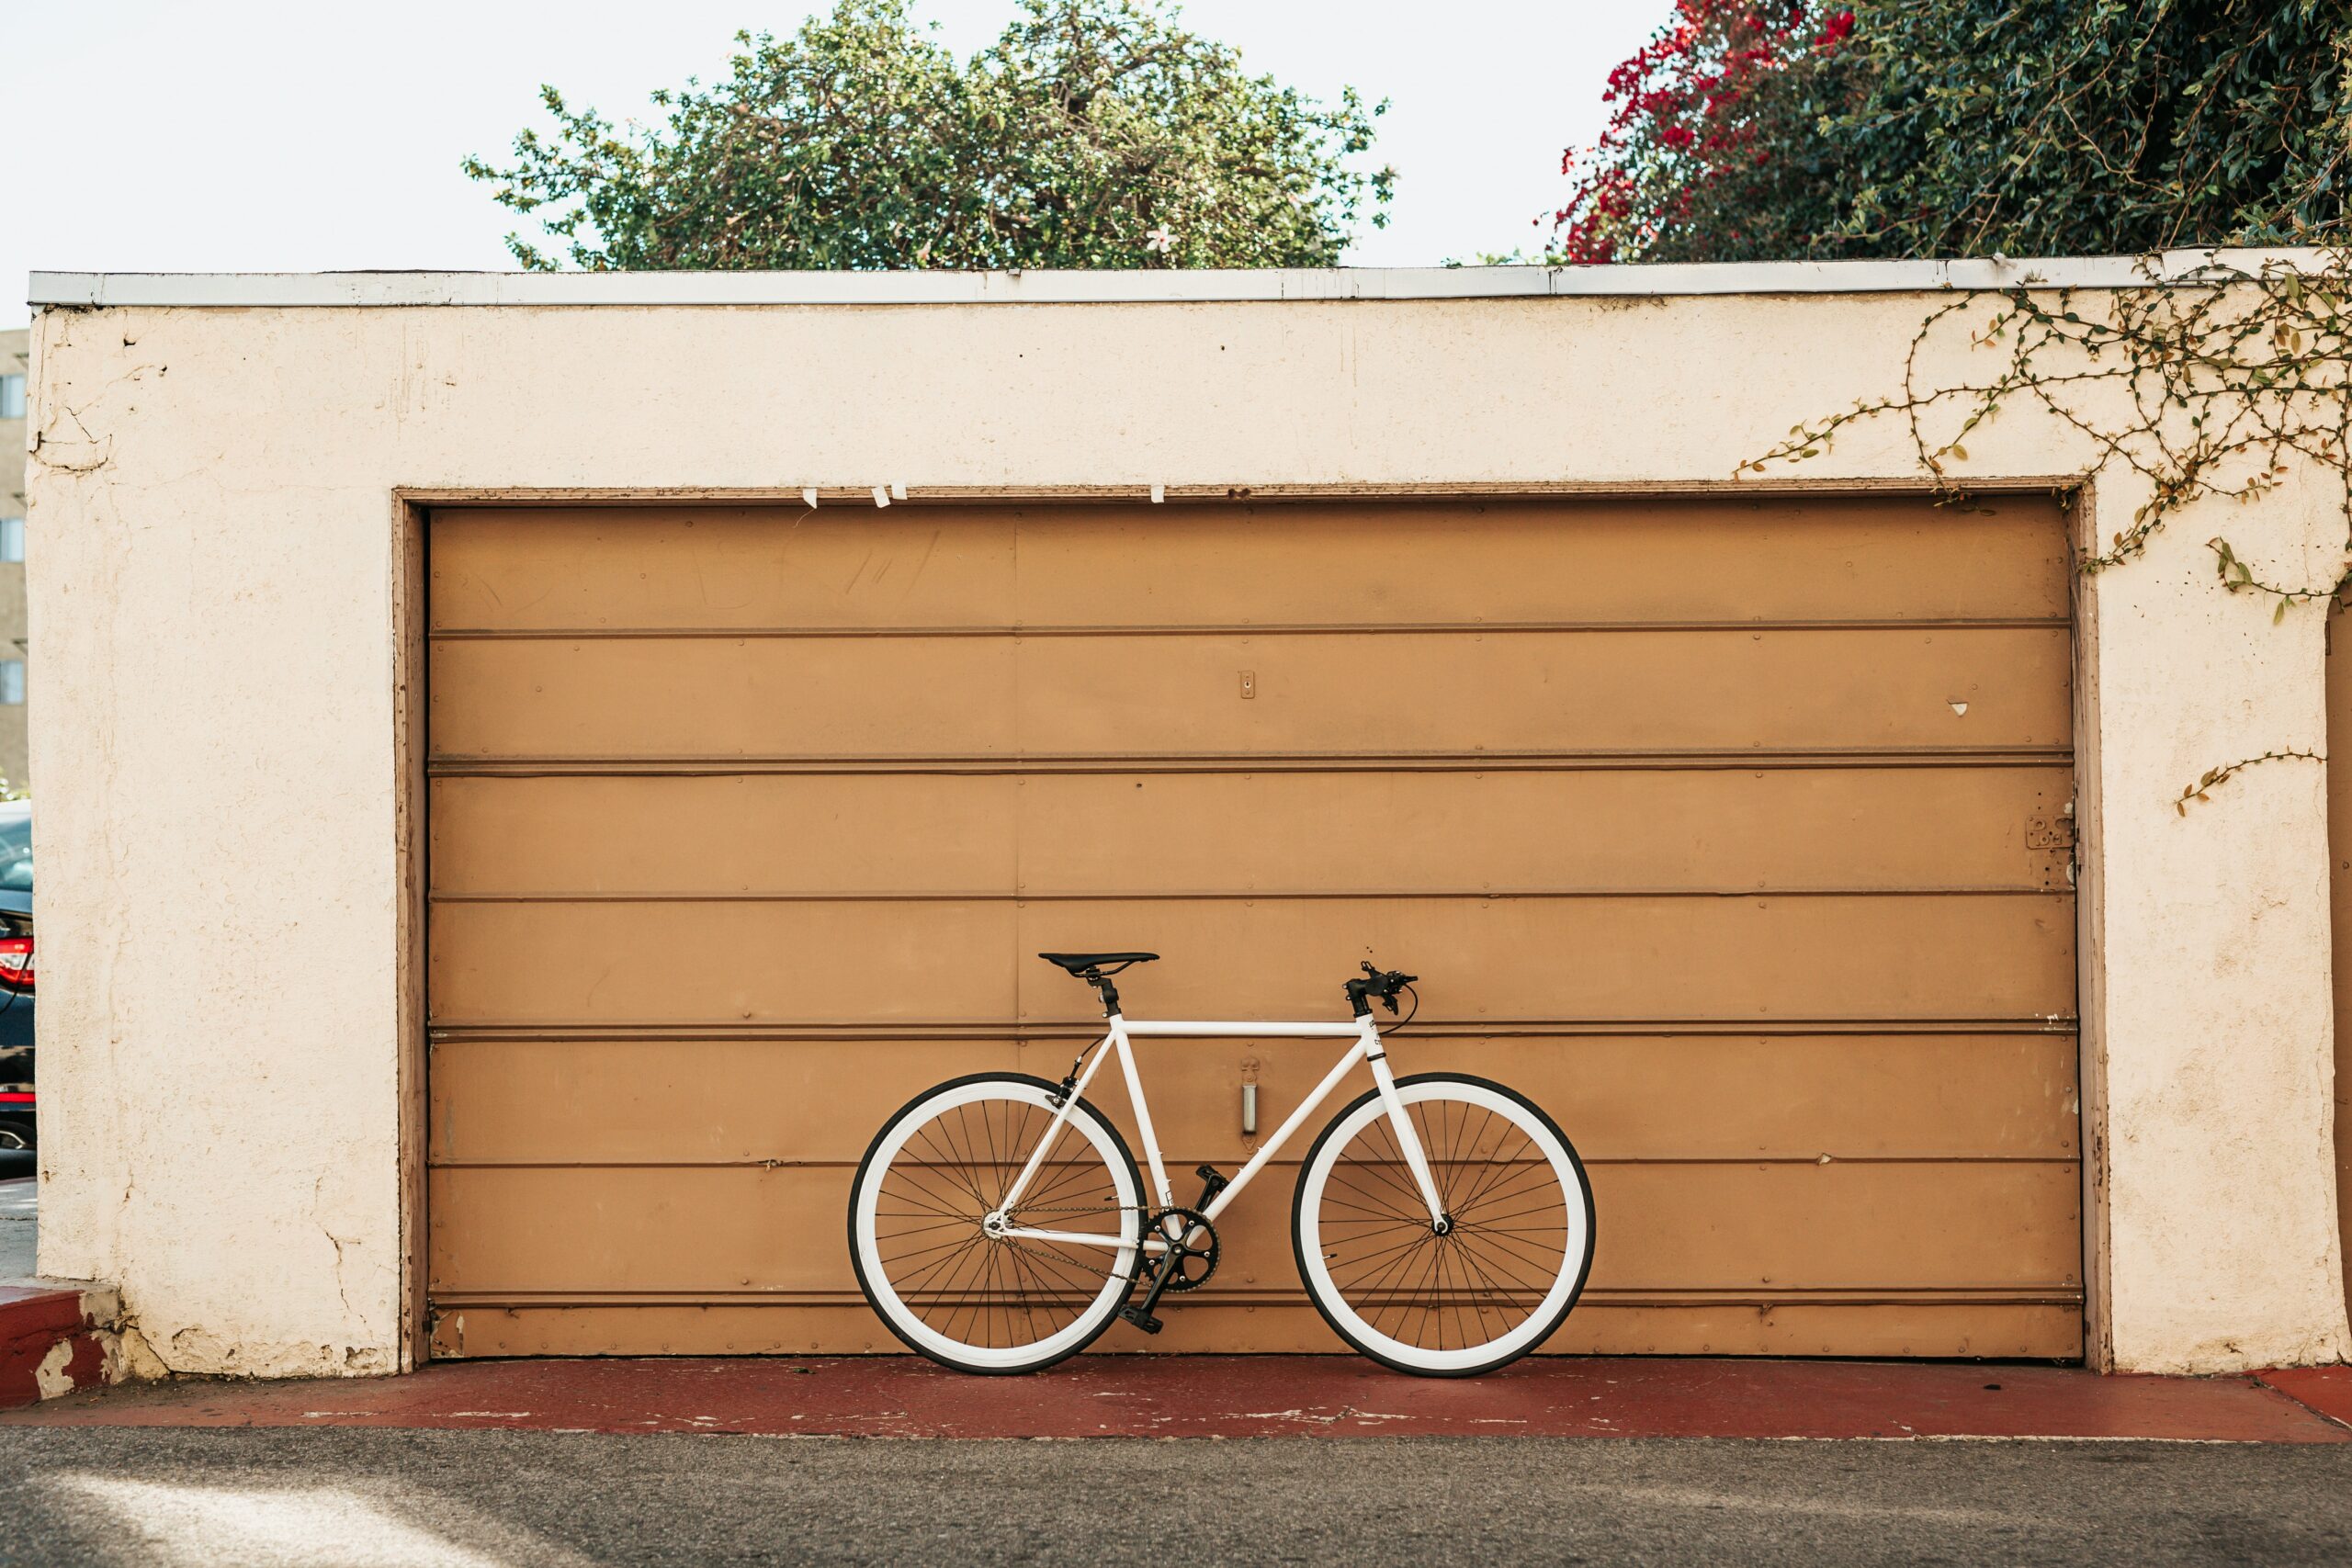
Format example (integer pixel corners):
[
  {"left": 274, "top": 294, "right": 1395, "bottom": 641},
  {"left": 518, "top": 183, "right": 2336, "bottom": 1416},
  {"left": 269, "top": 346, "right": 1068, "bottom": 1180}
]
[
  {"left": 465, "top": 0, "right": 1391, "bottom": 270},
  {"left": 1553, "top": 0, "right": 2352, "bottom": 264}
]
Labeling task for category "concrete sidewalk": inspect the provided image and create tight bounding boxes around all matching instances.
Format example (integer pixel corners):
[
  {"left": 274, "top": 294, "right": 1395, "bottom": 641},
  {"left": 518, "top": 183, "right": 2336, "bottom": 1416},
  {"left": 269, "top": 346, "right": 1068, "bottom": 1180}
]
[
  {"left": 0, "top": 1172, "right": 32, "bottom": 1280},
  {"left": 11, "top": 1353, "right": 2352, "bottom": 1441}
]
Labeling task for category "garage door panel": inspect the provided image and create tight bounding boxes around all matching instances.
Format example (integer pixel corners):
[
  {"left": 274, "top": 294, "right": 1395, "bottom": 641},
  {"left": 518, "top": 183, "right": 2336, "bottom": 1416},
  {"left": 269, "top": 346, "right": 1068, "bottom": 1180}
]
[
  {"left": 1593, "top": 1162, "right": 2080, "bottom": 1290},
  {"left": 430, "top": 499, "right": 2068, "bottom": 633},
  {"left": 427, "top": 899, "right": 1020, "bottom": 1025},
  {"left": 426, "top": 497, "right": 2081, "bottom": 1360},
  {"left": 1020, "top": 628, "right": 2069, "bottom": 758},
  {"left": 430, "top": 637, "right": 1017, "bottom": 761},
  {"left": 431, "top": 627, "right": 2069, "bottom": 761},
  {"left": 1012, "top": 766, "right": 2073, "bottom": 897},
  {"left": 432, "top": 767, "right": 2075, "bottom": 897},
  {"left": 432, "top": 1301, "right": 2084, "bottom": 1359},
  {"left": 1012, "top": 894, "right": 2071, "bottom": 1022},
  {"left": 1010, "top": 498, "right": 2069, "bottom": 627},
  {"left": 431, "top": 1033, "right": 2078, "bottom": 1167},
  {"left": 428, "top": 1160, "right": 2075, "bottom": 1297},
  {"left": 431, "top": 894, "right": 2071, "bottom": 1026},
  {"left": 429, "top": 1038, "right": 1029, "bottom": 1166},
  {"left": 431, "top": 774, "right": 1023, "bottom": 896},
  {"left": 431, "top": 506, "right": 1020, "bottom": 632}
]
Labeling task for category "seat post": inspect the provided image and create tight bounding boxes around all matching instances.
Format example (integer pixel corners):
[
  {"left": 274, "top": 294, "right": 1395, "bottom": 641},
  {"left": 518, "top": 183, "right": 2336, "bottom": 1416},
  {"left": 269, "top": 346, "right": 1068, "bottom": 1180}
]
[{"left": 1082, "top": 967, "right": 1122, "bottom": 1018}]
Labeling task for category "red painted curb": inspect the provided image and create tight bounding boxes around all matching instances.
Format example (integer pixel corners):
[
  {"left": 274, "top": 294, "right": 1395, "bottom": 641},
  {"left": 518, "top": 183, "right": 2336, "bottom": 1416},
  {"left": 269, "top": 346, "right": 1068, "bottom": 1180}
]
[
  {"left": 2257, "top": 1366, "right": 2352, "bottom": 1431},
  {"left": 0, "top": 1286, "right": 107, "bottom": 1412},
  {"left": 11, "top": 1355, "right": 2351, "bottom": 1441}
]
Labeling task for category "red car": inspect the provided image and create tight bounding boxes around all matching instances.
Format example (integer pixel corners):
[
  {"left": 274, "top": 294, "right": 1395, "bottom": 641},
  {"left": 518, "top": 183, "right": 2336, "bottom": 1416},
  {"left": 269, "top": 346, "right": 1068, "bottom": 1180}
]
[{"left": 0, "top": 803, "right": 33, "bottom": 1153}]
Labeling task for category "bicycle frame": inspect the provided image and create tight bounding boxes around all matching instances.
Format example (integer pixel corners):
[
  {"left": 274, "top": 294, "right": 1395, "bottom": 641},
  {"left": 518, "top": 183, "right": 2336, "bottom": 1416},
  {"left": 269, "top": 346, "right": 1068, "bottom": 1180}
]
[{"left": 990, "top": 1010, "right": 1446, "bottom": 1252}]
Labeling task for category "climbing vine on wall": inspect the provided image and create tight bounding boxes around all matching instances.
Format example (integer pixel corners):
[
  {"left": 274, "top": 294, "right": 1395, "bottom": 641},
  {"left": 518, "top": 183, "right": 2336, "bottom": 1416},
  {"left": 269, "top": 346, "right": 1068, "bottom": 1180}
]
[{"left": 1736, "top": 253, "right": 2352, "bottom": 810}]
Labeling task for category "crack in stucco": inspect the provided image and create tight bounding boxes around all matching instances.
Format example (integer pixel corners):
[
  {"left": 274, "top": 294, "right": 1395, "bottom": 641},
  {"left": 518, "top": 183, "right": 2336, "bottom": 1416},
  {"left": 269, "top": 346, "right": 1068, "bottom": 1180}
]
[
  {"left": 28, "top": 402, "right": 114, "bottom": 475},
  {"left": 312, "top": 1173, "right": 363, "bottom": 1328}
]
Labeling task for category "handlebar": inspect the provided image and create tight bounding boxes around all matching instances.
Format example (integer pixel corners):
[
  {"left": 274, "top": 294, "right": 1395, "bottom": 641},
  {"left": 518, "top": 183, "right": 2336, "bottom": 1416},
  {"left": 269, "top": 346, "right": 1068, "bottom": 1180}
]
[{"left": 1344, "top": 961, "right": 1419, "bottom": 1016}]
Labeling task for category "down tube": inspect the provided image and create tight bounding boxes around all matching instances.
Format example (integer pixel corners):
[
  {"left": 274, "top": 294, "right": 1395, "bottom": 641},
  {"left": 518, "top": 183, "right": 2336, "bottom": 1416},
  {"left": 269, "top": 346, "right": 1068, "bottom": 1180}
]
[{"left": 1200, "top": 1040, "right": 1369, "bottom": 1225}]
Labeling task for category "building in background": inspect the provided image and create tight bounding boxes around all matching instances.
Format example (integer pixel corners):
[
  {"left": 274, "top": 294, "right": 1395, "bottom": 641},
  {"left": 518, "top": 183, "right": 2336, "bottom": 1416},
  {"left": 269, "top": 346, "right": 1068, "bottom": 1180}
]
[{"left": 0, "top": 328, "right": 26, "bottom": 793}]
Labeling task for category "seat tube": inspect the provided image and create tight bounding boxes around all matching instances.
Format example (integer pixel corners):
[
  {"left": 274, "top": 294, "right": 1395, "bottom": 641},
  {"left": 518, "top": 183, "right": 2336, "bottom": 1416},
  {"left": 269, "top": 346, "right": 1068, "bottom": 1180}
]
[
  {"left": 1363, "top": 1016, "right": 1446, "bottom": 1224},
  {"left": 1110, "top": 1017, "right": 1175, "bottom": 1207}
]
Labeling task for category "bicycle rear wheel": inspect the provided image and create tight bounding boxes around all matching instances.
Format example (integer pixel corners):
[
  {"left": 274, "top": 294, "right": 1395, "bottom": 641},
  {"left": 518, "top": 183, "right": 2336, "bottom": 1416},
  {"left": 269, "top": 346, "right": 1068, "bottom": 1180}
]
[
  {"left": 849, "top": 1073, "right": 1143, "bottom": 1374},
  {"left": 1292, "top": 1073, "right": 1594, "bottom": 1376}
]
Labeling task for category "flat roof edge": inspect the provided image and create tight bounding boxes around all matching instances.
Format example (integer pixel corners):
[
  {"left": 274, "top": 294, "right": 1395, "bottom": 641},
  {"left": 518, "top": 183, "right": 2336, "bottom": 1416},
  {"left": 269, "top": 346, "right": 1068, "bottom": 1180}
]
[{"left": 27, "top": 248, "right": 2337, "bottom": 309}]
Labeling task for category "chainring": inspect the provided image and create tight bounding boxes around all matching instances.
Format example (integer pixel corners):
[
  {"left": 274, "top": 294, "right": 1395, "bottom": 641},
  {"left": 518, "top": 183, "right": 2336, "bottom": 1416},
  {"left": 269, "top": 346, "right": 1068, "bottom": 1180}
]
[{"left": 1138, "top": 1205, "right": 1219, "bottom": 1293}]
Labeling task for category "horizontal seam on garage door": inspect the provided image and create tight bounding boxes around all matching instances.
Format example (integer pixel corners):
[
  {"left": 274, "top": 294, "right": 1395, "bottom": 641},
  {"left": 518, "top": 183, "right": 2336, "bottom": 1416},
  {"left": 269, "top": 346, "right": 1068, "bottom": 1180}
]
[
  {"left": 427, "top": 748, "right": 2075, "bottom": 776},
  {"left": 425, "top": 1019, "right": 2081, "bottom": 1039},
  {"left": 428, "top": 616, "right": 2075, "bottom": 639},
  {"left": 428, "top": 886, "right": 2073, "bottom": 902},
  {"left": 423, "top": 1287, "right": 2089, "bottom": 1307},
  {"left": 427, "top": 1156, "right": 2080, "bottom": 1169}
]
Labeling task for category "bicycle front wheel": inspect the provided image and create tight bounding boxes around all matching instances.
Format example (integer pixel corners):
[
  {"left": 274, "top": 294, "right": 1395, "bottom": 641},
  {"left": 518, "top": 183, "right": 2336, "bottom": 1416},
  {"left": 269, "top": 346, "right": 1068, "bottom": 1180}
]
[
  {"left": 1293, "top": 1073, "right": 1595, "bottom": 1376},
  {"left": 849, "top": 1072, "right": 1143, "bottom": 1374}
]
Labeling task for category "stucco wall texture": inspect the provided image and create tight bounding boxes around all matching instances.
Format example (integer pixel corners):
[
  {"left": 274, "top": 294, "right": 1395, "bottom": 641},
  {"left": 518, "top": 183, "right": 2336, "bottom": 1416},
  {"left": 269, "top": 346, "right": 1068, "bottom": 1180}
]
[{"left": 25, "top": 274, "right": 2352, "bottom": 1377}]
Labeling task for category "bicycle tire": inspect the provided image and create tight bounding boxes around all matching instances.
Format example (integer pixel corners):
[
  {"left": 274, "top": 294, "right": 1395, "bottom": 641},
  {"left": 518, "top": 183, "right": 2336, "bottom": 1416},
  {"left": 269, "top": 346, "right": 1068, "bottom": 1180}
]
[
  {"left": 848, "top": 1072, "right": 1144, "bottom": 1374},
  {"left": 1291, "top": 1073, "right": 1596, "bottom": 1377}
]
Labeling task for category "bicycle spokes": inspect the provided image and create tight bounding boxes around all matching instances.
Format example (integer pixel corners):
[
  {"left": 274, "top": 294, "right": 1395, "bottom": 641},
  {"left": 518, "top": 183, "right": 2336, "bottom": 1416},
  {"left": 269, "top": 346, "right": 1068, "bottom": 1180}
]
[
  {"left": 1307, "top": 1088, "right": 1580, "bottom": 1360},
  {"left": 861, "top": 1083, "right": 1139, "bottom": 1362}
]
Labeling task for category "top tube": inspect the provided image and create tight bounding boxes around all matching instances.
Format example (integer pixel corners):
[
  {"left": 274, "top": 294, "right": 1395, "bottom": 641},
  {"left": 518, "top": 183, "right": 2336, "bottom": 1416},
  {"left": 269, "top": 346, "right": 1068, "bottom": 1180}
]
[{"left": 1118, "top": 1020, "right": 1366, "bottom": 1038}]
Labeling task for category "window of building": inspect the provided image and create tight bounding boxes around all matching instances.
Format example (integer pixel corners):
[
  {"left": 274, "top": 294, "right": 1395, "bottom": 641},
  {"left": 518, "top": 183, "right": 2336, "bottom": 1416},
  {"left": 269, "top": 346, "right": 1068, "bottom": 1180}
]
[
  {"left": 0, "top": 376, "right": 22, "bottom": 421},
  {"left": 0, "top": 662, "right": 25, "bottom": 705},
  {"left": 0, "top": 519, "right": 22, "bottom": 564}
]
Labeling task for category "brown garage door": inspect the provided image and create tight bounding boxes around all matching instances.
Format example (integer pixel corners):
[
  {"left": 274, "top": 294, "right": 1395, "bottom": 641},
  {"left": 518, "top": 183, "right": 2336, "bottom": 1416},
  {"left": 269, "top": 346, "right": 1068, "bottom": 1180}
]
[{"left": 425, "top": 496, "right": 2081, "bottom": 1360}]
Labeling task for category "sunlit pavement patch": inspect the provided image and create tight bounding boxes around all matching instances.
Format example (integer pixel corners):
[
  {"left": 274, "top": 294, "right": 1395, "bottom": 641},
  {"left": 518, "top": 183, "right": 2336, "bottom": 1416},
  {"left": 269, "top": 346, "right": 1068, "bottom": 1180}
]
[{"left": 49, "top": 1475, "right": 600, "bottom": 1568}]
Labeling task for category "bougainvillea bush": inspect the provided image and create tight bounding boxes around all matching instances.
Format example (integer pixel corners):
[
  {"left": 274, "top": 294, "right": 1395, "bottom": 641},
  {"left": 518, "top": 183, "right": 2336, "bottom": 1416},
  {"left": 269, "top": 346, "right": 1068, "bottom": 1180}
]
[
  {"left": 1552, "top": 0, "right": 1860, "bottom": 265},
  {"left": 1554, "top": 0, "right": 2352, "bottom": 264}
]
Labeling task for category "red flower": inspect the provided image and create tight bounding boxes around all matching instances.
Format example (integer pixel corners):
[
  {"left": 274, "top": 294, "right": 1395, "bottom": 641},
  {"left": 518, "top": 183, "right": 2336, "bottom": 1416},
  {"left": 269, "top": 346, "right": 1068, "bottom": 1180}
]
[
  {"left": 1819, "top": 9, "right": 1854, "bottom": 43},
  {"left": 1661, "top": 125, "right": 1696, "bottom": 149}
]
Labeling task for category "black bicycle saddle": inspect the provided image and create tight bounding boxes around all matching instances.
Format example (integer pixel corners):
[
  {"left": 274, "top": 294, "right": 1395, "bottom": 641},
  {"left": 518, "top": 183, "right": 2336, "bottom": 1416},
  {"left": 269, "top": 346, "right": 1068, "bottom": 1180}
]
[{"left": 1037, "top": 952, "right": 1160, "bottom": 975}]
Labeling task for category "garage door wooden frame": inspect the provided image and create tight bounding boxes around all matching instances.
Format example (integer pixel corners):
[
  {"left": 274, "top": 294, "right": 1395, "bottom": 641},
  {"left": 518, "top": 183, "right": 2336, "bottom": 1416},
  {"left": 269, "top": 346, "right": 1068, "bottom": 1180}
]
[{"left": 392, "top": 478, "right": 2100, "bottom": 1371}]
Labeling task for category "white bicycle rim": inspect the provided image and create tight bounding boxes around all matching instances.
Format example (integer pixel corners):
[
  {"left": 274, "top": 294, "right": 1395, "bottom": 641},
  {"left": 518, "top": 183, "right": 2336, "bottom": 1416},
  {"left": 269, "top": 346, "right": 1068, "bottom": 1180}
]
[
  {"left": 1296, "top": 1078, "right": 1590, "bottom": 1374},
  {"left": 853, "top": 1078, "right": 1141, "bottom": 1371}
]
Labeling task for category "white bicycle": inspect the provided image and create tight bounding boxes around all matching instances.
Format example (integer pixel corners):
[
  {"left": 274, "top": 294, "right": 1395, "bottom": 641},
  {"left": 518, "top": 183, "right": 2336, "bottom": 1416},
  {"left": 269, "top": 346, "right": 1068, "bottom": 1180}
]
[{"left": 848, "top": 953, "right": 1597, "bottom": 1377}]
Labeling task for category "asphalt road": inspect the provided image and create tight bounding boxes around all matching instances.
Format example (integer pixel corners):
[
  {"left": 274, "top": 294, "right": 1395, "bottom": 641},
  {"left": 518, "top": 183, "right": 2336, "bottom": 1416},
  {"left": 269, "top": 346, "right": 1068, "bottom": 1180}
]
[{"left": 2, "top": 1429, "right": 2348, "bottom": 1567}]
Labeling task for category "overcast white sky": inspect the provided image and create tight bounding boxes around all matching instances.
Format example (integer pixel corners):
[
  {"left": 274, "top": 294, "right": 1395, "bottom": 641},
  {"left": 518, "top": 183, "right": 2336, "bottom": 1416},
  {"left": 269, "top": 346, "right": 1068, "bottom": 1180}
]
[{"left": 0, "top": 2, "right": 1668, "bottom": 327}]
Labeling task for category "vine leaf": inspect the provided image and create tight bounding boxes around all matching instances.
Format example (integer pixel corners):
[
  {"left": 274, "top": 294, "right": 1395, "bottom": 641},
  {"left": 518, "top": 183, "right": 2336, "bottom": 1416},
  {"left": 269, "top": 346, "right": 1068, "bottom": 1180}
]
[
  {"left": 1737, "top": 253, "right": 2352, "bottom": 826},
  {"left": 2172, "top": 749, "right": 2324, "bottom": 815}
]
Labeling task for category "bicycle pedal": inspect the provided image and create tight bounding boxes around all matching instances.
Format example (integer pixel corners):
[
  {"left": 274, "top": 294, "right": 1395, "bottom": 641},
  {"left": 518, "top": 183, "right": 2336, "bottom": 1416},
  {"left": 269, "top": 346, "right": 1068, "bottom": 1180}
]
[
  {"left": 1193, "top": 1163, "right": 1230, "bottom": 1201},
  {"left": 1119, "top": 1306, "right": 1164, "bottom": 1335}
]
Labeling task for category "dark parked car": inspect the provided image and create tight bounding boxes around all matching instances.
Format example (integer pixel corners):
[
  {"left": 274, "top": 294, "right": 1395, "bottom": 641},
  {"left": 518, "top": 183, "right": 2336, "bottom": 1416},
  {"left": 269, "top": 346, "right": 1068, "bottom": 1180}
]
[{"left": 0, "top": 803, "right": 32, "bottom": 1151}]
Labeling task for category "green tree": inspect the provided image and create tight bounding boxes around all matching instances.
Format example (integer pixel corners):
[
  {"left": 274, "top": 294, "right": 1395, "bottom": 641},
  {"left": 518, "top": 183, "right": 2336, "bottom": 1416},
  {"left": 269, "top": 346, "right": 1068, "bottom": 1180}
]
[
  {"left": 1552, "top": 0, "right": 2352, "bottom": 264},
  {"left": 465, "top": 0, "right": 1392, "bottom": 271}
]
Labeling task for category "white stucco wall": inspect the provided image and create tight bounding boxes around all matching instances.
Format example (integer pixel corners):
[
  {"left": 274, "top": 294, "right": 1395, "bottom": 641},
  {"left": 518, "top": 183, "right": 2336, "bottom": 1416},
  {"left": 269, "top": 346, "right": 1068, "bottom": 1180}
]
[{"left": 25, "top": 263, "right": 2351, "bottom": 1375}]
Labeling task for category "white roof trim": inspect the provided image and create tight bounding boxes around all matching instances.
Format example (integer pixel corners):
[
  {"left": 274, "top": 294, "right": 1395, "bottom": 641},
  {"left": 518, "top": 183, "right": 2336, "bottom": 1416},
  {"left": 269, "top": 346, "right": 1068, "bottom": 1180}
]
[{"left": 27, "top": 248, "right": 2334, "bottom": 309}]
